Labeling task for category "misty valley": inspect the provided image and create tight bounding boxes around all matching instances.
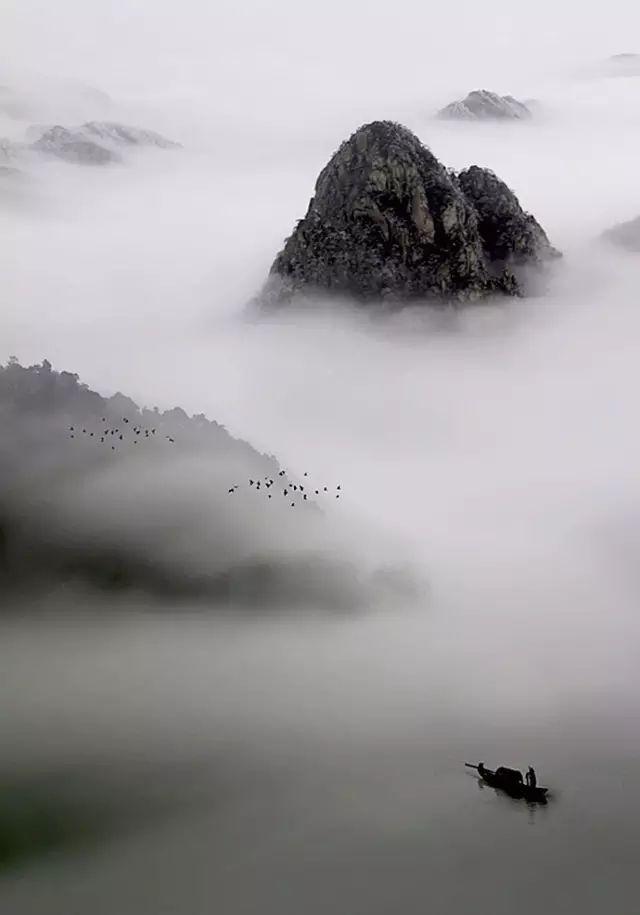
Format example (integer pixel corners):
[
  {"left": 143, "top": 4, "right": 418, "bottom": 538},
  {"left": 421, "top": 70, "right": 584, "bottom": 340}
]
[{"left": 2, "top": 9, "right": 640, "bottom": 915}]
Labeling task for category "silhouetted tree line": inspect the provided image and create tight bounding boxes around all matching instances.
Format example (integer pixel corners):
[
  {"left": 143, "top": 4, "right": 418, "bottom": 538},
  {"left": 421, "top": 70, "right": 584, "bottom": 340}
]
[
  {"left": 0, "top": 358, "right": 282, "bottom": 598},
  {"left": 0, "top": 357, "right": 278, "bottom": 465}
]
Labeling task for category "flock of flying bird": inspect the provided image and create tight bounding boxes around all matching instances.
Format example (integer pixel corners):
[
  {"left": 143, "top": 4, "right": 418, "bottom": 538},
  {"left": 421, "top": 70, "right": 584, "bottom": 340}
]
[
  {"left": 68, "top": 419, "right": 340, "bottom": 508},
  {"left": 228, "top": 471, "right": 342, "bottom": 507},
  {"left": 68, "top": 417, "right": 175, "bottom": 449}
]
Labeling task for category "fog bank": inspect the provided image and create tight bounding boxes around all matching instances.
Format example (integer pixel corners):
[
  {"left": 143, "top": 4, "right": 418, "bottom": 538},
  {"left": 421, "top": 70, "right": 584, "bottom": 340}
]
[{"left": 3, "top": 2, "right": 640, "bottom": 912}]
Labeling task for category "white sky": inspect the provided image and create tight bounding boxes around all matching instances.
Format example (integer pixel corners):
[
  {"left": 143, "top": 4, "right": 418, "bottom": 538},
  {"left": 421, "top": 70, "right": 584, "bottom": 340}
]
[{"left": 4, "top": 0, "right": 640, "bottom": 98}]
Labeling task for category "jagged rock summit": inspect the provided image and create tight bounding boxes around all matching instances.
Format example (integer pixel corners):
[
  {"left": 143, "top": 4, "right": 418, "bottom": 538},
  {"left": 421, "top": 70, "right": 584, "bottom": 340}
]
[
  {"left": 438, "top": 90, "right": 532, "bottom": 121},
  {"left": 29, "top": 121, "right": 180, "bottom": 165},
  {"left": 264, "top": 121, "right": 558, "bottom": 306}
]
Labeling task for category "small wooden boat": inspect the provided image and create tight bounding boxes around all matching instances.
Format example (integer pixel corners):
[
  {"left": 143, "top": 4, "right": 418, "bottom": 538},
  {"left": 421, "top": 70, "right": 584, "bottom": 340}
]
[{"left": 465, "top": 763, "right": 549, "bottom": 803}]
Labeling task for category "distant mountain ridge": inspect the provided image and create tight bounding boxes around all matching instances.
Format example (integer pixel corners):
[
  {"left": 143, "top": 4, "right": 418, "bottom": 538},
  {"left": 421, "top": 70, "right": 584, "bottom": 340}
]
[
  {"left": 0, "top": 357, "right": 275, "bottom": 485},
  {"left": 0, "top": 121, "right": 180, "bottom": 170},
  {"left": 29, "top": 121, "right": 180, "bottom": 165},
  {"left": 437, "top": 90, "right": 532, "bottom": 121},
  {"left": 0, "top": 359, "right": 282, "bottom": 599}
]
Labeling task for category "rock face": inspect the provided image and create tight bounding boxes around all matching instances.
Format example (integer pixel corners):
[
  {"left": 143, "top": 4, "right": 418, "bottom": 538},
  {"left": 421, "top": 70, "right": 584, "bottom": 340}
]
[
  {"left": 265, "top": 121, "right": 558, "bottom": 305},
  {"left": 438, "top": 90, "right": 531, "bottom": 121},
  {"left": 602, "top": 215, "right": 640, "bottom": 252},
  {"left": 29, "top": 121, "right": 180, "bottom": 165},
  {"left": 458, "top": 166, "right": 560, "bottom": 265}
]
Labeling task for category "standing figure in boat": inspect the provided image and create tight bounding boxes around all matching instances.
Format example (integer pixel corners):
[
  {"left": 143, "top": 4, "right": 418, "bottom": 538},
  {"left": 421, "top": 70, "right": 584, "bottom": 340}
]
[{"left": 526, "top": 766, "right": 537, "bottom": 789}]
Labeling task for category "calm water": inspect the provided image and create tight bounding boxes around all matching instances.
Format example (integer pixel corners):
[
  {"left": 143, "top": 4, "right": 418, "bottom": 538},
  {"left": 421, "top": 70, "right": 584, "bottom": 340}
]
[{"left": 1, "top": 588, "right": 639, "bottom": 914}]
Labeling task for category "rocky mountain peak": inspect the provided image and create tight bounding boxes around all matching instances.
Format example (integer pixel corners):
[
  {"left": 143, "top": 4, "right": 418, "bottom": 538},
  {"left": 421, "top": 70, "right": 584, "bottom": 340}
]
[
  {"left": 264, "top": 121, "right": 558, "bottom": 307},
  {"left": 269, "top": 121, "right": 494, "bottom": 303},
  {"left": 437, "top": 90, "right": 531, "bottom": 121},
  {"left": 28, "top": 121, "right": 180, "bottom": 166}
]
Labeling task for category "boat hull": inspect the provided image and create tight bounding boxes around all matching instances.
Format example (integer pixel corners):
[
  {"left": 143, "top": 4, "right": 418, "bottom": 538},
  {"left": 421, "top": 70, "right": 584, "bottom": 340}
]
[{"left": 480, "top": 770, "right": 548, "bottom": 803}]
